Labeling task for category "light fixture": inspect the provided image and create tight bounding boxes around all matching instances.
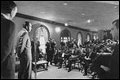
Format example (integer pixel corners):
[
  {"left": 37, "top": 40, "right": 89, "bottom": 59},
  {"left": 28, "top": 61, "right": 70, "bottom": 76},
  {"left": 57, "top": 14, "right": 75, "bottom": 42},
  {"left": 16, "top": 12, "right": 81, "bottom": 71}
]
[
  {"left": 64, "top": 20, "right": 72, "bottom": 26},
  {"left": 87, "top": 19, "right": 91, "bottom": 23},
  {"left": 64, "top": 23, "right": 69, "bottom": 26},
  {"left": 40, "top": 12, "right": 45, "bottom": 13},
  {"left": 82, "top": 13, "right": 85, "bottom": 16},
  {"left": 55, "top": 27, "right": 61, "bottom": 33},
  {"left": 114, "top": 5, "right": 118, "bottom": 9},
  {"left": 63, "top": 3, "right": 67, "bottom": 5},
  {"left": 87, "top": 19, "right": 94, "bottom": 23}
]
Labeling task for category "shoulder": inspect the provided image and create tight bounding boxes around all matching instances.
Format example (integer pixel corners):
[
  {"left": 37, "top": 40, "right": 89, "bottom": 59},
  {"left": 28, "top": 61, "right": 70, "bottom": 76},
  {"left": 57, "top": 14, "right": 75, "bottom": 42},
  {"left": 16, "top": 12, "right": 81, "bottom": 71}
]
[
  {"left": 2, "top": 17, "right": 15, "bottom": 25},
  {"left": 24, "top": 32, "right": 29, "bottom": 39},
  {"left": 1, "top": 18, "right": 15, "bottom": 29},
  {"left": 10, "top": 20, "right": 15, "bottom": 27}
]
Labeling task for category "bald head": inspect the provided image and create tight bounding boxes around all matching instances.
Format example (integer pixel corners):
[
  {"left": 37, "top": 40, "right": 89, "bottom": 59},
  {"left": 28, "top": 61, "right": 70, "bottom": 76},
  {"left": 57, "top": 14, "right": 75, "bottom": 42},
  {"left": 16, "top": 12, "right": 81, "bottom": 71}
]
[{"left": 111, "top": 19, "right": 119, "bottom": 40}]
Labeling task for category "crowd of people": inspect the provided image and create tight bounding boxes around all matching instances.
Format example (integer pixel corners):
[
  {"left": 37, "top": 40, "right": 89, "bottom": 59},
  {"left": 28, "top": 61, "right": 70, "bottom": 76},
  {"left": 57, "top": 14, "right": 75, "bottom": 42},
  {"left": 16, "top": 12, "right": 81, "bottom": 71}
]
[
  {"left": 47, "top": 38, "right": 119, "bottom": 79},
  {"left": 1, "top": 1, "right": 119, "bottom": 79}
]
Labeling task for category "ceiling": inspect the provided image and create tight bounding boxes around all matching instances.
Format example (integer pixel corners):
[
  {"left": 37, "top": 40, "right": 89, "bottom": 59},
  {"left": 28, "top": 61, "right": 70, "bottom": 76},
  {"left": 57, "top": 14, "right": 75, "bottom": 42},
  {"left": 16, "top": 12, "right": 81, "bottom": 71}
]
[{"left": 14, "top": 1, "right": 119, "bottom": 31}]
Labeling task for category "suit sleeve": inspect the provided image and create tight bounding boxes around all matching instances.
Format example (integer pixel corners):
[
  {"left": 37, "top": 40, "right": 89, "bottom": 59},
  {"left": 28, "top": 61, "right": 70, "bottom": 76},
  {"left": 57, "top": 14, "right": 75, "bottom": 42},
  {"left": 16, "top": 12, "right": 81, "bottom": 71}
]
[
  {"left": 1, "top": 22, "right": 16, "bottom": 63},
  {"left": 22, "top": 33, "right": 32, "bottom": 61},
  {"left": 26, "top": 36, "right": 32, "bottom": 61}
]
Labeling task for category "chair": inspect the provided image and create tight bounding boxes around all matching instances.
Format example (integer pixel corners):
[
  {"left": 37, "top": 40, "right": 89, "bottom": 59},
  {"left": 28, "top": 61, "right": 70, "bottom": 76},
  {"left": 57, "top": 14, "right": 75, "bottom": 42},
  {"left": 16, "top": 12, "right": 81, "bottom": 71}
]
[
  {"left": 32, "top": 60, "right": 48, "bottom": 72},
  {"left": 67, "top": 57, "right": 81, "bottom": 71},
  {"left": 32, "top": 53, "right": 48, "bottom": 72},
  {"left": 72, "top": 58, "right": 81, "bottom": 71}
]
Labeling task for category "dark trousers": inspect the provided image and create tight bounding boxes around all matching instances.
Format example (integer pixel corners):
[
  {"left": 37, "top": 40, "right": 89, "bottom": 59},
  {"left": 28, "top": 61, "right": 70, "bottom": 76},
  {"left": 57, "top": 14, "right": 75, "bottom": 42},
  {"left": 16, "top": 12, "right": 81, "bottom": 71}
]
[
  {"left": 18, "top": 53, "right": 32, "bottom": 79},
  {"left": 58, "top": 58, "right": 64, "bottom": 68},
  {"left": 53, "top": 54, "right": 59, "bottom": 65},
  {"left": 83, "top": 59, "right": 91, "bottom": 75},
  {"left": 1, "top": 54, "right": 15, "bottom": 79},
  {"left": 47, "top": 50, "right": 54, "bottom": 64},
  {"left": 67, "top": 59, "right": 76, "bottom": 71}
]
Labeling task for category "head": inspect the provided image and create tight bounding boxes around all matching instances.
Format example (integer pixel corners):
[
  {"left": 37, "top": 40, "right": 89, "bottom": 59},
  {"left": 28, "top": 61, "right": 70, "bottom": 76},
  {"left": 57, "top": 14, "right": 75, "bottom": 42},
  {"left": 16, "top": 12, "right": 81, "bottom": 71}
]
[
  {"left": 49, "top": 38, "right": 52, "bottom": 42},
  {"left": 1, "top": 1, "right": 17, "bottom": 20},
  {"left": 37, "top": 41, "right": 40, "bottom": 46},
  {"left": 23, "top": 21, "right": 32, "bottom": 32},
  {"left": 111, "top": 19, "right": 119, "bottom": 40}
]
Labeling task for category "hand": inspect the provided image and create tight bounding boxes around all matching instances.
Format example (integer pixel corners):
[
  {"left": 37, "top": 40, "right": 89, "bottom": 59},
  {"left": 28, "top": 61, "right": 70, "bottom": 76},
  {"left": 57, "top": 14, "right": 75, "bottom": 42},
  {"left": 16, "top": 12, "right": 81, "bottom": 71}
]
[
  {"left": 100, "top": 65, "right": 110, "bottom": 71},
  {"left": 14, "top": 49, "right": 16, "bottom": 54}
]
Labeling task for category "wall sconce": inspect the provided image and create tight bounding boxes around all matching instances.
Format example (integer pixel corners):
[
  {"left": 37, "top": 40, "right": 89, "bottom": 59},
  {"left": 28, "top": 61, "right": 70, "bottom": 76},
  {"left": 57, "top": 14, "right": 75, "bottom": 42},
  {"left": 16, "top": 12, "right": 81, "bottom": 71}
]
[
  {"left": 55, "top": 27, "right": 61, "bottom": 33},
  {"left": 64, "top": 20, "right": 73, "bottom": 26}
]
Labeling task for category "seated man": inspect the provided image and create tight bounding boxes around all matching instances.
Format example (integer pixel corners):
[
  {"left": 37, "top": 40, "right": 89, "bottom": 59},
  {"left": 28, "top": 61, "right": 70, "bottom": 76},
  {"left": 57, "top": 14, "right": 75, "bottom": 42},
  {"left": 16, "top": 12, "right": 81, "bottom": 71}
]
[
  {"left": 82, "top": 47, "right": 93, "bottom": 76},
  {"left": 64, "top": 49, "right": 72, "bottom": 60},
  {"left": 67, "top": 48, "right": 81, "bottom": 72},
  {"left": 57, "top": 48, "right": 67, "bottom": 69}
]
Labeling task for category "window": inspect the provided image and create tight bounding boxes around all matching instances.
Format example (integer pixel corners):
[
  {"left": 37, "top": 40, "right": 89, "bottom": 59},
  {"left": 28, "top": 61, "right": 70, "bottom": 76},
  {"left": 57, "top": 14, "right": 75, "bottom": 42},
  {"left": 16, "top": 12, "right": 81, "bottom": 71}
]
[
  {"left": 77, "top": 32, "right": 82, "bottom": 46},
  {"left": 60, "top": 29, "right": 71, "bottom": 43},
  {"left": 86, "top": 33, "right": 91, "bottom": 42},
  {"left": 93, "top": 33, "right": 98, "bottom": 40}
]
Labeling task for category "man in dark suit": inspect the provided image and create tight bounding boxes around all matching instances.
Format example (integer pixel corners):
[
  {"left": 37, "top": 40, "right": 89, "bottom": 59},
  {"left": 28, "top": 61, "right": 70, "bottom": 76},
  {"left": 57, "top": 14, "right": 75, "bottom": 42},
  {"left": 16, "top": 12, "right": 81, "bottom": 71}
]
[
  {"left": 110, "top": 19, "right": 119, "bottom": 79},
  {"left": 1, "top": 1, "right": 18, "bottom": 79}
]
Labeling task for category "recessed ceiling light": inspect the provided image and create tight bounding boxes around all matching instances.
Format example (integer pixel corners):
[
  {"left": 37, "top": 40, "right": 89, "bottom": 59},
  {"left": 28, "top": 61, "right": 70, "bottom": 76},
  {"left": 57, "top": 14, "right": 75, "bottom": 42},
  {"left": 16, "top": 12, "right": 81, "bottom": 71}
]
[
  {"left": 63, "top": 3, "right": 68, "bottom": 6},
  {"left": 114, "top": 6, "right": 118, "bottom": 9},
  {"left": 87, "top": 19, "right": 95, "bottom": 23},
  {"left": 82, "top": 13, "right": 85, "bottom": 16},
  {"left": 87, "top": 19, "right": 91, "bottom": 23},
  {"left": 40, "top": 12, "right": 45, "bottom": 14}
]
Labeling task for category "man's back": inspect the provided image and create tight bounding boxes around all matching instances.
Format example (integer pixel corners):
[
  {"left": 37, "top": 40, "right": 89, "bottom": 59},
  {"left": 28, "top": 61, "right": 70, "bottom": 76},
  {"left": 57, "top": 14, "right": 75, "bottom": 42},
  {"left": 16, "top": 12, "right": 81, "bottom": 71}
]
[
  {"left": 111, "top": 44, "right": 119, "bottom": 79},
  {"left": 1, "top": 15, "right": 16, "bottom": 79}
]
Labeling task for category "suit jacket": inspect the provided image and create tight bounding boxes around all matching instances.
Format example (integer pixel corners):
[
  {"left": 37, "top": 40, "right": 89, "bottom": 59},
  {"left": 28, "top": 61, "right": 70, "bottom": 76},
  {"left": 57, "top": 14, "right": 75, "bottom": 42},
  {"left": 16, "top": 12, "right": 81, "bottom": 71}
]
[
  {"left": 111, "top": 44, "right": 119, "bottom": 78},
  {"left": 17, "top": 28, "right": 32, "bottom": 61},
  {"left": 16, "top": 28, "right": 32, "bottom": 79},
  {"left": 1, "top": 15, "right": 16, "bottom": 79}
]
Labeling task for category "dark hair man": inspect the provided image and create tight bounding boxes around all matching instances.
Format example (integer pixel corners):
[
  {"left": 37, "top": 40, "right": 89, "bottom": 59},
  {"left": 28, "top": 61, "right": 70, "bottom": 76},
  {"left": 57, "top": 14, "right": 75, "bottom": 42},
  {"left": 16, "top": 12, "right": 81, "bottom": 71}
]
[
  {"left": 1, "top": 1, "right": 18, "bottom": 79},
  {"left": 110, "top": 19, "right": 119, "bottom": 79},
  {"left": 16, "top": 21, "right": 32, "bottom": 79}
]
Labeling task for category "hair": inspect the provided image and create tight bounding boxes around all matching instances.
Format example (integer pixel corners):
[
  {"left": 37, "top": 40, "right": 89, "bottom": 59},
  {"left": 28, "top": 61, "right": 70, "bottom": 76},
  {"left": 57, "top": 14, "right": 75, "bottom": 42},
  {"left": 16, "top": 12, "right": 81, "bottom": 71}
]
[
  {"left": 1, "top": 1, "right": 17, "bottom": 14},
  {"left": 112, "top": 19, "right": 119, "bottom": 29},
  {"left": 23, "top": 21, "right": 31, "bottom": 31}
]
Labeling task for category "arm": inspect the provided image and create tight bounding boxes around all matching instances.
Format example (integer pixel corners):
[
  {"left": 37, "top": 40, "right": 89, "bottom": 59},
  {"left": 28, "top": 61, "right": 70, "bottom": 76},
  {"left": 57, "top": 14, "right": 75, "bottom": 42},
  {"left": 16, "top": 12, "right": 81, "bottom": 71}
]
[
  {"left": 1, "top": 22, "right": 16, "bottom": 63},
  {"left": 100, "top": 65, "right": 110, "bottom": 71},
  {"left": 24, "top": 34, "right": 32, "bottom": 61}
]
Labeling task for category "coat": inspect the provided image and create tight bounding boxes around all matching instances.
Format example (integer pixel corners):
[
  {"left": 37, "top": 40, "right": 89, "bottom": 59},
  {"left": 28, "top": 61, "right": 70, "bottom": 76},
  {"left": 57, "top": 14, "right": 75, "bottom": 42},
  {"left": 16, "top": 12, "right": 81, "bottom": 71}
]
[
  {"left": 17, "top": 28, "right": 32, "bottom": 79},
  {"left": 1, "top": 15, "right": 16, "bottom": 79}
]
